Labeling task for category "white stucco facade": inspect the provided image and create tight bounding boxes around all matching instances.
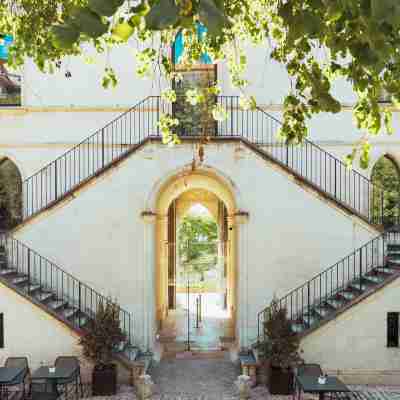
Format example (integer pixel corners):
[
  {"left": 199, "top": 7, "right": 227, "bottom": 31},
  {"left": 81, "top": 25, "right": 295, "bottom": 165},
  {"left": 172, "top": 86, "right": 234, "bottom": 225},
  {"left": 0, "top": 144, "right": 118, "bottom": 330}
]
[
  {"left": 11, "top": 141, "right": 377, "bottom": 348},
  {"left": 301, "top": 277, "right": 400, "bottom": 384},
  {"left": 1, "top": 44, "right": 400, "bottom": 380},
  {"left": 0, "top": 282, "right": 82, "bottom": 370}
]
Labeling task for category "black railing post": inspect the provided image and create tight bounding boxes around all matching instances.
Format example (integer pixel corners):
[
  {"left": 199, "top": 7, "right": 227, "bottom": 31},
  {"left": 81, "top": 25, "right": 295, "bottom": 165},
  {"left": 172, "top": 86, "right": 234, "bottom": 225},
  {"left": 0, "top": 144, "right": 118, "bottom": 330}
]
[
  {"left": 381, "top": 190, "right": 384, "bottom": 225},
  {"left": 54, "top": 160, "right": 58, "bottom": 200},
  {"left": 307, "top": 281, "right": 311, "bottom": 324},
  {"left": 334, "top": 159, "right": 337, "bottom": 198},
  {"left": 101, "top": 128, "right": 105, "bottom": 168},
  {"left": 78, "top": 282, "right": 82, "bottom": 327},
  {"left": 27, "top": 248, "right": 31, "bottom": 293},
  {"left": 156, "top": 97, "right": 160, "bottom": 137},
  {"left": 359, "top": 248, "right": 363, "bottom": 292},
  {"left": 286, "top": 144, "right": 289, "bottom": 167}
]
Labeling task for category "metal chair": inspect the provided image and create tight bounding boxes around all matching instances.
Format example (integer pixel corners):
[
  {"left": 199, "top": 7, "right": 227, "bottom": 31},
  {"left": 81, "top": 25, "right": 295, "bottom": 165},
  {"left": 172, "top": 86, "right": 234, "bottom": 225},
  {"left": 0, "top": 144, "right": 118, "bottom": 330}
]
[
  {"left": 293, "top": 363, "right": 324, "bottom": 400},
  {"left": 29, "top": 381, "right": 60, "bottom": 400},
  {"left": 3, "top": 357, "right": 30, "bottom": 400},
  {"left": 297, "top": 363, "right": 323, "bottom": 377},
  {"left": 54, "top": 357, "right": 82, "bottom": 399}
]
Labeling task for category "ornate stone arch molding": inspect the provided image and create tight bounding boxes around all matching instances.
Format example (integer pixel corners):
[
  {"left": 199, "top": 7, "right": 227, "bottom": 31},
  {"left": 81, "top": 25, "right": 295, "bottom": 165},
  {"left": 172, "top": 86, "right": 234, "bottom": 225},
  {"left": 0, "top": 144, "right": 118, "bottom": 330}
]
[
  {"left": 368, "top": 152, "right": 400, "bottom": 180},
  {"left": 144, "top": 163, "right": 245, "bottom": 215},
  {"left": 0, "top": 152, "right": 27, "bottom": 182},
  {"left": 141, "top": 163, "right": 251, "bottom": 350}
]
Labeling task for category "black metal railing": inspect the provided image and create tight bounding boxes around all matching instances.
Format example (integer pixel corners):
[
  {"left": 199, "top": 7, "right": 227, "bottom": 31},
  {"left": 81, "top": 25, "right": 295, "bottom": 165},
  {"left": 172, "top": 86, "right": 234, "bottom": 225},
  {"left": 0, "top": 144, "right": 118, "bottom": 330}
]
[
  {"left": 256, "top": 230, "right": 400, "bottom": 343},
  {"left": 216, "top": 96, "right": 389, "bottom": 225},
  {"left": 21, "top": 95, "right": 390, "bottom": 225},
  {"left": 0, "top": 234, "right": 134, "bottom": 345}
]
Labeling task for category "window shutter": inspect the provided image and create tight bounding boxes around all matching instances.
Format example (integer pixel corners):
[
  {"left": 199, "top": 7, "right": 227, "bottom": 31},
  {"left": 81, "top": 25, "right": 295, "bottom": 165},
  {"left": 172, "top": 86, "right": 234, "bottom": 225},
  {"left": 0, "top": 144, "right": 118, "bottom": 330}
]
[
  {"left": 0, "top": 313, "right": 3, "bottom": 348},
  {"left": 387, "top": 312, "right": 399, "bottom": 348}
]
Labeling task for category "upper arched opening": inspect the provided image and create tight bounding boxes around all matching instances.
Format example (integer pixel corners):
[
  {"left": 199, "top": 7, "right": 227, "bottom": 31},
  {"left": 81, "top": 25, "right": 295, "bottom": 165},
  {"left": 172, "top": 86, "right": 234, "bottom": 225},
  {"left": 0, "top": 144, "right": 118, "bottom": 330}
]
[{"left": 371, "top": 154, "right": 400, "bottom": 227}]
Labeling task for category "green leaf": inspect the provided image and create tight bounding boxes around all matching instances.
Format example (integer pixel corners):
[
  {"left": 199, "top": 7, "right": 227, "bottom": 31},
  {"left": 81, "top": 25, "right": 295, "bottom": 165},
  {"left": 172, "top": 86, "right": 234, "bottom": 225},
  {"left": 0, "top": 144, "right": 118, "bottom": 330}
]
[
  {"left": 112, "top": 22, "right": 135, "bottom": 41},
  {"left": 198, "top": 0, "right": 228, "bottom": 37},
  {"left": 71, "top": 8, "right": 109, "bottom": 38},
  {"left": 88, "top": 0, "right": 124, "bottom": 17},
  {"left": 51, "top": 25, "right": 80, "bottom": 49},
  {"left": 145, "top": 0, "right": 180, "bottom": 30},
  {"left": 371, "top": 0, "right": 400, "bottom": 22}
]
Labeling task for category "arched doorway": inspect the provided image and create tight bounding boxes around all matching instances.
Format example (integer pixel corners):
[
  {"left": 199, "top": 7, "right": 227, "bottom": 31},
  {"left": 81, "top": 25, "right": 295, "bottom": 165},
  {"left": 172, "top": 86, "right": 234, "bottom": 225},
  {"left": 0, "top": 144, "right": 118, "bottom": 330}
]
[
  {"left": 0, "top": 157, "right": 22, "bottom": 231},
  {"left": 371, "top": 155, "right": 400, "bottom": 228},
  {"left": 155, "top": 172, "right": 236, "bottom": 352}
]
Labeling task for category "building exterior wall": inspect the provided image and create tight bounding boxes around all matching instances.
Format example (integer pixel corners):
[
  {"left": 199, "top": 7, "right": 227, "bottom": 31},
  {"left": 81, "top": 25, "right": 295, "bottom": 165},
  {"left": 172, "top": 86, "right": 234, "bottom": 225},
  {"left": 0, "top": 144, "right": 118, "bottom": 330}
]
[
  {"left": 0, "top": 282, "right": 82, "bottom": 371},
  {"left": 301, "top": 277, "right": 400, "bottom": 384},
  {"left": 10, "top": 141, "right": 376, "bottom": 348}
]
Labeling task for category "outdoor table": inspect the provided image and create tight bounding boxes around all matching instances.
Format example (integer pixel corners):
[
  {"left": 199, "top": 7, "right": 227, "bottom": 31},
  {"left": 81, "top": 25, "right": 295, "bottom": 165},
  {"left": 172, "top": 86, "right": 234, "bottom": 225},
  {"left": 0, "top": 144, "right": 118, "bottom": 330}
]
[
  {"left": 295, "top": 374, "right": 350, "bottom": 400},
  {"left": 0, "top": 367, "right": 26, "bottom": 399},
  {"left": 32, "top": 365, "right": 79, "bottom": 398}
]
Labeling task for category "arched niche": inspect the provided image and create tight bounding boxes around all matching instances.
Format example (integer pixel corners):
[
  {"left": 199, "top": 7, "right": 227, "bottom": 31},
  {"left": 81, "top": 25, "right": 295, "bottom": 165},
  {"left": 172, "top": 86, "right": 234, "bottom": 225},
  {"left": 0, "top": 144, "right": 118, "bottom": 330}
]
[
  {"left": 371, "top": 154, "right": 400, "bottom": 227},
  {"left": 0, "top": 157, "right": 23, "bottom": 230}
]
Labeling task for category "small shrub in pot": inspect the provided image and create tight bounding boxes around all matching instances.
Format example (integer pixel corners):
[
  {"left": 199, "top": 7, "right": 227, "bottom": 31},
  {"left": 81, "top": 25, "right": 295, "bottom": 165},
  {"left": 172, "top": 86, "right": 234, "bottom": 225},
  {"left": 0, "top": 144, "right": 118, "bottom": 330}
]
[
  {"left": 79, "top": 300, "right": 126, "bottom": 396},
  {"left": 263, "top": 297, "right": 302, "bottom": 395}
]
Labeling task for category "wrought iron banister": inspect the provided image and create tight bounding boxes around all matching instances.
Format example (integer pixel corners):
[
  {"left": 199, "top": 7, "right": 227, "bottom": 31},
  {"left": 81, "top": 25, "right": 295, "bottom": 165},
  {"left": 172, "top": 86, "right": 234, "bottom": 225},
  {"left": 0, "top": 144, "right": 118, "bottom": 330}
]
[
  {"left": 256, "top": 230, "right": 400, "bottom": 343},
  {"left": 0, "top": 234, "right": 134, "bottom": 345},
  {"left": 21, "top": 95, "right": 390, "bottom": 226},
  {"left": 216, "top": 96, "right": 388, "bottom": 225}
]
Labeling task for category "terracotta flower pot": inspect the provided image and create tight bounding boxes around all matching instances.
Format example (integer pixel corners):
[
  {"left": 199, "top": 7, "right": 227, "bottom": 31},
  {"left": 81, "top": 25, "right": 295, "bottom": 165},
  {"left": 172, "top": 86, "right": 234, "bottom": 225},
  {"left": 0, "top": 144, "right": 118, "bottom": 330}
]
[{"left": 92, "top": 363, "right": 117, "bottom": 396}]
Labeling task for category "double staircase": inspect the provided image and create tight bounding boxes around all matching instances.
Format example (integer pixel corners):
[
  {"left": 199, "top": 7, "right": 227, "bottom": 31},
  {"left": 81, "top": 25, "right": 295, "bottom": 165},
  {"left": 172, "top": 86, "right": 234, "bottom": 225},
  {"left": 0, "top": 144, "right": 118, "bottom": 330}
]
[{"left": 0, "top": 95, "right": 396, "bottom": 359}]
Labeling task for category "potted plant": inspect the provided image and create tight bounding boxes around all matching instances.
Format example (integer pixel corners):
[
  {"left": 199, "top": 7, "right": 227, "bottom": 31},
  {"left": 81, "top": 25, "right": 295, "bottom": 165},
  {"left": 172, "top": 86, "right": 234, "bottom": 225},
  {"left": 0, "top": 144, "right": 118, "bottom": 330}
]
[
  {"left": 79, "top": 300, "right": 126, "bottom": 396},
  {"left": 263, "top": 297, "right": 302, "bottom": 395}
]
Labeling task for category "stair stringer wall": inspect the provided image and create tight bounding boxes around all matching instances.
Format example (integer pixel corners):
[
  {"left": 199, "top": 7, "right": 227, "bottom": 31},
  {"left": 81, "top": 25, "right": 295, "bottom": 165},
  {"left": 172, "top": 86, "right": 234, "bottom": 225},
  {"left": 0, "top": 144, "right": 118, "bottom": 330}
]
[
  {"left": 11, "top": 141, "right": 378, "bottom": 348},
  {"left": 0, "top": 281, "right": 84, "bottom": 370},
  {"left": 301, "top": 275, "right": 400, "bottom": 385}
]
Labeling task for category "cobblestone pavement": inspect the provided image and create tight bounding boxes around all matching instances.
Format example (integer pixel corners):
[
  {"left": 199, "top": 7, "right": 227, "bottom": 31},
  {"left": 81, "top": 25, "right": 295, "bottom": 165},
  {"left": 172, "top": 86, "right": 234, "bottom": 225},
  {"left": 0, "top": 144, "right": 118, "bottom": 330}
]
[
  {"left": 150, "top": 355, "right": 240, "bottom": 398},
  {"left": 81, "top": 358, "right": 400, "bottom": 400}
]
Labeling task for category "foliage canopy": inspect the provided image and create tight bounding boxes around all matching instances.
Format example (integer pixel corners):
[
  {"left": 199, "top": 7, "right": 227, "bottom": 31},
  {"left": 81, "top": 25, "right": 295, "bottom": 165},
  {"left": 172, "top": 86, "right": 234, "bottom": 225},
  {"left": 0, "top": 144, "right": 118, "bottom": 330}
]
[
  {"left": 178, "top": 214, "right": 218, "bottom": 281},
  {"left": 2, "top": 0, "right": 400, "bottom": 165}
]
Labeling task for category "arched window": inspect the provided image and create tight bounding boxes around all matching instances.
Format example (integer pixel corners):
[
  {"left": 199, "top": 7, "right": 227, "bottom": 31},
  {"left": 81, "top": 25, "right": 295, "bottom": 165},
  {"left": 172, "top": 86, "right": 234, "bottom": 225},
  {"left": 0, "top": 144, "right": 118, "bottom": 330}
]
[
  {"left": 0, "top": 158, "right": 22, "bottom": 231},
  {"left": 371, "top": 155, "right": 400, "bottom": 227}
]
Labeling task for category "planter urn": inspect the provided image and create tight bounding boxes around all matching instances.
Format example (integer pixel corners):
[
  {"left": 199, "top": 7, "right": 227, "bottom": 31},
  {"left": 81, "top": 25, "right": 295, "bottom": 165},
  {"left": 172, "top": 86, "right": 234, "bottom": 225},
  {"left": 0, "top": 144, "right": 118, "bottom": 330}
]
[
  {"left": 92, "top": 363, "right": 117, "bottom": 396},
  {"left": 268, "top": 365, "right": 293, "bottom": 395}
]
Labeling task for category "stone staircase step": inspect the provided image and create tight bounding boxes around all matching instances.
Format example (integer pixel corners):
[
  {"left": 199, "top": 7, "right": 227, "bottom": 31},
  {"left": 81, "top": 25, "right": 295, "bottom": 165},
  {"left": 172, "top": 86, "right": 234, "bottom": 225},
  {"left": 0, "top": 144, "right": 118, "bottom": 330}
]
[
  {"left": 387, "top": 259, "right": 400, "bottom": 267},
  {"left": 363, "top": 275, "right": 385, "bottom": 284},
  {"left": 314, "top": 306, "right": 331, "bottom": 318},
  {"left": 338, "top": 290, "right": 357, "bottom": 301},
  {"left": 63, "top": 307, "right": 78, "bottom": 319},
  {"left": 349, "top": 280, "right": 370, "bottom": 292},
  {"left": 21, "top": 284, "right": 41, "bottom": 294},
  {"left": 0, "top": 268, "right": 16, "bottom": 276},
  {"left": 48, "top": 300, "right": 68, "bottom": 311},
  {"left": 374, "top": 266, "right": 397, "bottom": 274},
  {"left": 326, "top": 298, "right": 346, "bottom": 309},
  {"left": 302, "top": 314, "right": 319, "bottom": 327},
  {"left": 12, "top": 275, "right": 29, "bottom": 285},
  {"left": 35, "top": 291, "right": 54, "bottom": 302},
  {"left": 291, "top": 323, "right": 306, "bottom": 333},
  {"left": 77, "top": 314, "right": 89, "bottom": 327}
]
